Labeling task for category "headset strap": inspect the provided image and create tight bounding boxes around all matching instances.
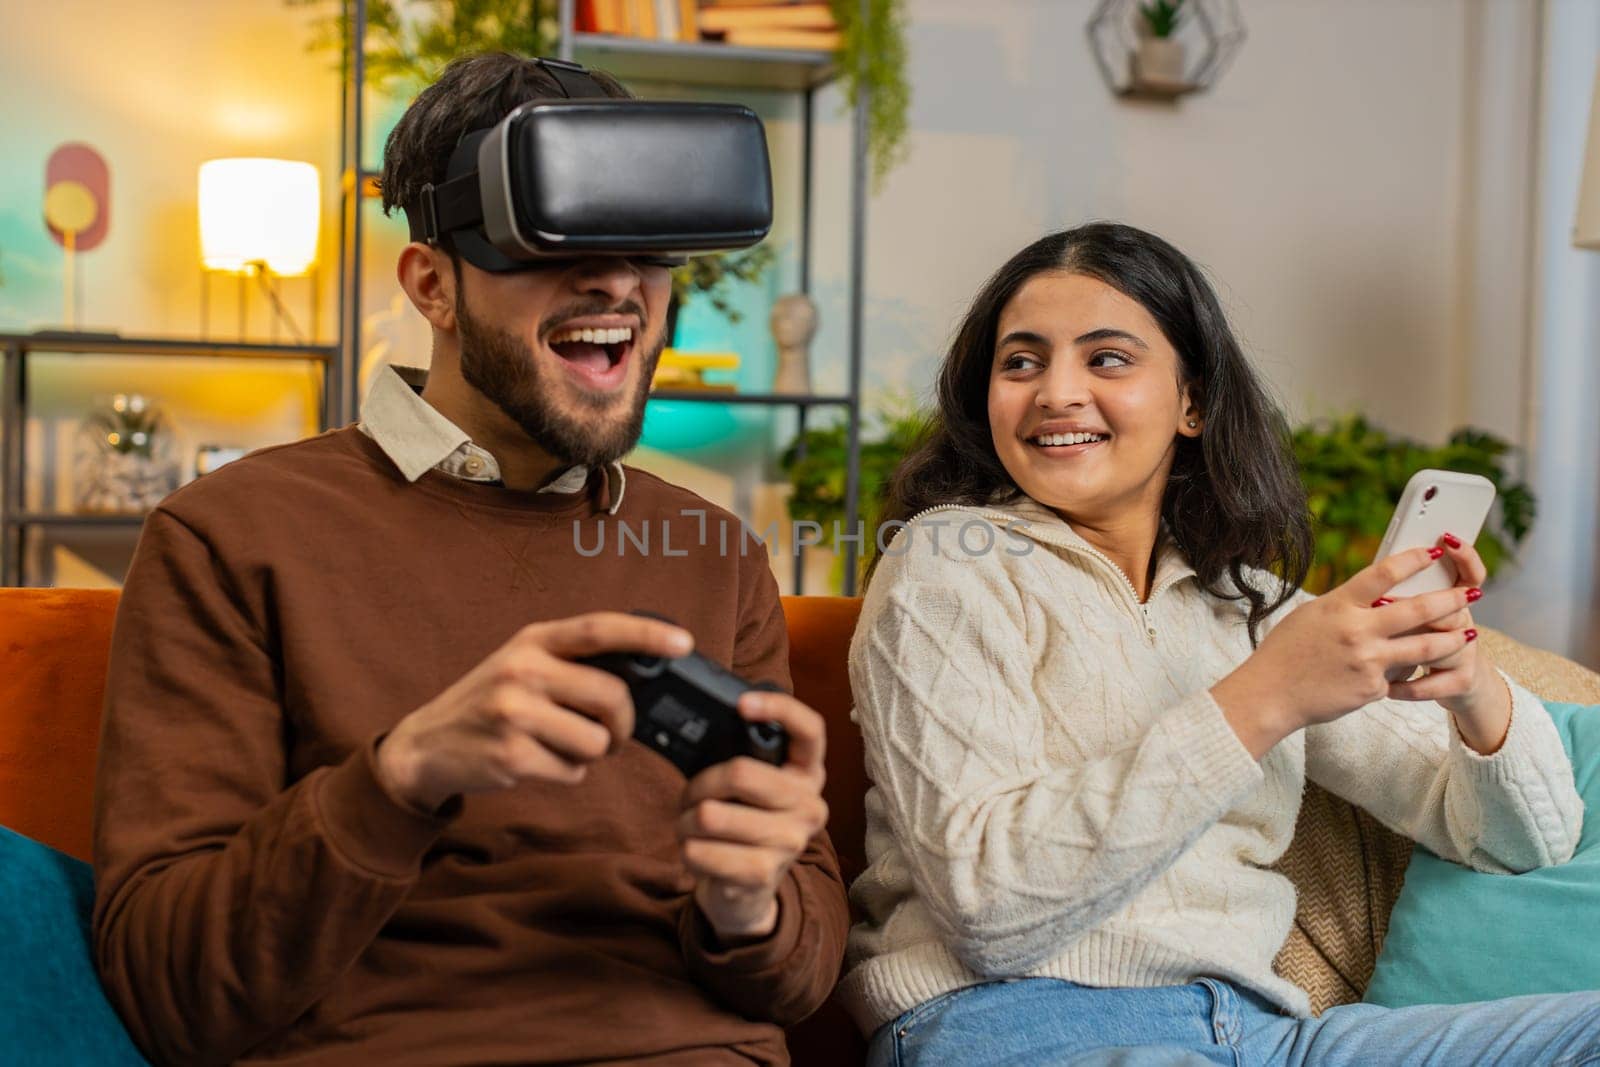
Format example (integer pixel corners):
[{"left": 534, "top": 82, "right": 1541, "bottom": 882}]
[
  {"left": 537, "top": 57, "right": 609, "bottom": 99},
  {"left": 406, "top": 58, "right": 609, "bottom": 243}
]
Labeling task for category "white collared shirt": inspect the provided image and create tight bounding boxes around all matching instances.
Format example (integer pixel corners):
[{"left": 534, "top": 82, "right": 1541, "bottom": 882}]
[{"left": 357, "top": 364, "right": 626, "bottom": 515}]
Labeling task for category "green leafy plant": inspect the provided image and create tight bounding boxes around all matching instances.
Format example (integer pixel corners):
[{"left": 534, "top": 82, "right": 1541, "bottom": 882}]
[
  {"left": 670, "top": 246, "right": 776, "bottom": 327},
  {"left": 781, "top": 407, "right": 1537, "bottom": 595},
  {"left": 87, "top": 395, "right": 164, "bottom": 460},
  {"left": 830, "top": 0, "right": 911, "bottom": 189},
  {"left": 780, "top": 397, "right": 930, "bottom": 590},
  {"left": 1137, "top": 0, "right": 1186, "bottom": 38},
  {"left": 1293, "top": 414, "right": 1535, "bottom": 593},
  {"left": 286, "top": 0, "right": 559, "bottom": 88}
]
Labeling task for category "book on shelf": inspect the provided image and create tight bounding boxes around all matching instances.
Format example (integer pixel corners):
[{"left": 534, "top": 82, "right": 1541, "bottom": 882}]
[
  {"left": 636, "top": 0, "right": 657, "bottom": 38},
  {"left": 722, "top": 27, "right": 841, "bottom": 50},
  {"left": 579, "top": 0, "right": 698, "bottom": 41},
  {"left": 656, "top": 0, "right": 680, "bottom": 40},
  {"left": 580, "top": 0, "right": 844, "bottom": 46},
  {"left": 697, "top": 3, "right": 835, "bottom": 33}
]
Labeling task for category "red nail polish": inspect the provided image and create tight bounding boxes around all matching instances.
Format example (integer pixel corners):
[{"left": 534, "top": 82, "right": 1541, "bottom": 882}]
[
  {"left": 1371, "top": 597, "right": 1394, "bottom": 608},
  {"left": 1465, "top": 628, "right": 1478, "bottom": 642},
  {"left": 1465, "top": 587, "right": 1483, "bottom": 603},
  {"left": 1428, "top": 546, "right": 1445, "bottom": 560},
  {"left": 1443, "top": 532, "right": 1462, "bottom": 549}
]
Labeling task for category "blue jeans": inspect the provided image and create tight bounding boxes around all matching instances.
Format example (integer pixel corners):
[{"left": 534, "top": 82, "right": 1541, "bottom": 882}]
[{"left": 866, "top": 978, "right": 1600, "bottom": 1067}]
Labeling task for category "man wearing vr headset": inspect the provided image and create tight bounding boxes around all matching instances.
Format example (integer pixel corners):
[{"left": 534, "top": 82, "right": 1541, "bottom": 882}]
[{"left": 91, "top": 52, "right": 847, "bottom": 1066}]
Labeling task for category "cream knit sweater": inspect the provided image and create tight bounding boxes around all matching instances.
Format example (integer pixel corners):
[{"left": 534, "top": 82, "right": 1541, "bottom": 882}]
[{"left": 841, "top": 498, "right": 1584, "bottom": 1035}]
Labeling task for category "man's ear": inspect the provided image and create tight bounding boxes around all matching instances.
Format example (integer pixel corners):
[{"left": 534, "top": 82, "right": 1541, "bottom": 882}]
[{"left": 396, "top": 243, "right": 457, "bottom": 332}]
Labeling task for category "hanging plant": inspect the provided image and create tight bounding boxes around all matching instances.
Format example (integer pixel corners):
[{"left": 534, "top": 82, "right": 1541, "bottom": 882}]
[{"left": 829, "top": 0, "right": 911, "bottom": 190}]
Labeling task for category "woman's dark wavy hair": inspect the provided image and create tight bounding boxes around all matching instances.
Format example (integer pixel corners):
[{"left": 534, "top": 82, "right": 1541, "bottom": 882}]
[{"left": 875, "top": 222, "right": 1312, "bottom": 646}]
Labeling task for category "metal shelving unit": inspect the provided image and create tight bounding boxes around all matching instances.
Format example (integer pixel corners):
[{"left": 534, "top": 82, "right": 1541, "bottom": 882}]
[
  {"left": 0, "top": 333, "right": 336, "bottom": 586},
  {"left": 647, "top": 391, "right": 851, "bottom": 407},
  {"left": 334, "top": 1, "right": 871, "bottom": 594}
]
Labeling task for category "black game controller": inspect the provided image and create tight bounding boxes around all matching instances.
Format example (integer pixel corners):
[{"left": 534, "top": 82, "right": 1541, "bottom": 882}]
[{"left": 579, "top": 619, "right": 789, "bottom": 778}]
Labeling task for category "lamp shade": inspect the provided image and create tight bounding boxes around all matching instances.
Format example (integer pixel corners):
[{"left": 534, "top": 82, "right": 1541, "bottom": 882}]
[
  {"left": 1574, "top": 63, "right": 1600, "bottom": 249},
  {"left": 199, "top": 158, "right": 320, "bottom": 274}
]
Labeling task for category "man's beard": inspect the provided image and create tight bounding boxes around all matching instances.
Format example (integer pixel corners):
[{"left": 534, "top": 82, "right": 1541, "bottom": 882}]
[{"left": 455, "top": 287, "right": 662, "bottom": 469}]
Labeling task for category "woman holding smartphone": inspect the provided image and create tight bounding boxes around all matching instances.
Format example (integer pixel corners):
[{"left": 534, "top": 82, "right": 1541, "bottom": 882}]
[{"left": 843, "top": 223, "right": 1598, "bottom": 1065}]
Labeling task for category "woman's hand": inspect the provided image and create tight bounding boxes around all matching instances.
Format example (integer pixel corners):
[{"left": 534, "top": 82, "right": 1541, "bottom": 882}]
[
  {"left": 1382, "top": 534, "right": 1511, "bottom": 755},
  {"left": 1211, "top": 546, "right": 1478, "bottom": 758}
]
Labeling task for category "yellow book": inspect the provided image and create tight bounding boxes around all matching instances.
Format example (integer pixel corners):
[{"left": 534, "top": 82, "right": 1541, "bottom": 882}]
[
  {"left": 699, "top": 3, "right": 835, "bottom": 33},
  {"left": 723, "top": 27, "right": 842, "bottom": 50},
  {"left": 659, "top": 349, "right": 741, "bottom": 371},
  {"left": 653, "top": 349, "right": 741, "bottom": 391},
  {"left": 677, "top": 0, "right": 699, "bottom": 41}
]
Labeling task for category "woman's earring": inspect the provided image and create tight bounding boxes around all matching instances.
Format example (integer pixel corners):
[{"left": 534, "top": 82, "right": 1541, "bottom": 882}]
[{"left": 1187, "top": 419, "right": 1199, "bottom": 429}]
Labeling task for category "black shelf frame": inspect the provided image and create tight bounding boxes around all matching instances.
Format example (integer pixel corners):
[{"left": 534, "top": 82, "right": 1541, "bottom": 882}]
[
  {"left": 0, "top": 332, "right": 335, "bottom": 586},
  {"left": 12, "top": 514, "right": 149, "bottom": 529},
  {"left": 646, "top": 390, "right": 851, "bottom": 406},
  {"left": 337, "top": 3, "right": 871, "bottom": 595}
]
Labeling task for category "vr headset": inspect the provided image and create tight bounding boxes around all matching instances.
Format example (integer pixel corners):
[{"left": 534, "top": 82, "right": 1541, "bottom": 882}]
[{"left": 405, "top": 58, "right": 774, "bottom": 272}]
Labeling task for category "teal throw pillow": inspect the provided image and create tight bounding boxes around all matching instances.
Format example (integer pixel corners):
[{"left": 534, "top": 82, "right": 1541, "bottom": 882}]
[
  {"left": 0, "top": 824, "right": 148, "bottom": 1064},
  {"left": 1365, "top": 702, "right": 1600, "bottom": 1007}
]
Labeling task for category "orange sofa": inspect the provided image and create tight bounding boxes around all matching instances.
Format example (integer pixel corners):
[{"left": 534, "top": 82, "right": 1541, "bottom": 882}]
[
  {"left": 6, "top": 588, "right": 1600, "bottom": 1066},
  {"left": 0, "top": 589, "right": 868, "bottom": 1064}
]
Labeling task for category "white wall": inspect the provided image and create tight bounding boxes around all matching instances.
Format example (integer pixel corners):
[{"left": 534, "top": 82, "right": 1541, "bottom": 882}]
[{"left": 853, "top": 0, "right": 1498, "bottom": 432}]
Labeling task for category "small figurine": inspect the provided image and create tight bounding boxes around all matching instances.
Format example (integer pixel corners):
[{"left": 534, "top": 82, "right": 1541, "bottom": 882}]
[{"left": 770, "top": 293, "right": 818, "bottom": 396}]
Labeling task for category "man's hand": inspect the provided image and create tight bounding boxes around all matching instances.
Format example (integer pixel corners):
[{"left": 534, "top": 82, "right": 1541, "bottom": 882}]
[
  {"left": 375, "top": 613, "right": 693, "bottom": 813},
  {"left": 677, "top": 689, "right": 828, "bottom": 943}
]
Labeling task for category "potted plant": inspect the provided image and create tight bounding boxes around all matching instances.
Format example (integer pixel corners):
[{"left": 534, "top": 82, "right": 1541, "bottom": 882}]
[
  {"left": 1292, "top": 414, "right": 1536, "bottom": 593},
  {"left": 1133, "top": 0, "right": 1188, "bottom": 88},
  {"left": 780, "top": 397, "right": 929, "bottom": 591}
]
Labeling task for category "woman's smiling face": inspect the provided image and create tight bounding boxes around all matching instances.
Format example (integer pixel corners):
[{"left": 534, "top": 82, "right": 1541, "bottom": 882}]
[{"left": 987, "top": 270, "right": 1203, "bottom": 524}]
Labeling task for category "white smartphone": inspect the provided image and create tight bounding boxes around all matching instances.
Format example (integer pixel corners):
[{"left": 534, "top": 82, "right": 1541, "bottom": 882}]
[
  {"left": 1372, "top": 469, "right": 1495, "bottom": 683},
  {"left": 1373, "top": 468, "right": 1496, "bottom": 598}
]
